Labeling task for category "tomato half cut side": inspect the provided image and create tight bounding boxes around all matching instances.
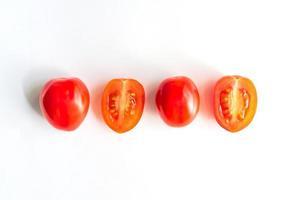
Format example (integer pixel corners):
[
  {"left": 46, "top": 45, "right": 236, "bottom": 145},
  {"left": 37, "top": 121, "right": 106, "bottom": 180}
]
[
  {"left": 101, "top": 79, "right": 145, "bottom": 133},
  {"left": 214, "top": 75, "right": 257, "bottom": 132}
]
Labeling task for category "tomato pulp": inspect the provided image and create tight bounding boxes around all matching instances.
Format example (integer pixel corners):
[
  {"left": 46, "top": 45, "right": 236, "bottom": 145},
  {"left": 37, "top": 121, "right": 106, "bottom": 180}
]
[
  {"left": 156, "top": 76, "right": 200, "bottom": 127},
  {"left": 214, "top": 75, "right": 257, "bottom": 132},
  {"left": 101, "top": 79, "right": 145, "bottom": 133},
  {"left": 40, "top": 78, "right": 90, "bottom": 131}
]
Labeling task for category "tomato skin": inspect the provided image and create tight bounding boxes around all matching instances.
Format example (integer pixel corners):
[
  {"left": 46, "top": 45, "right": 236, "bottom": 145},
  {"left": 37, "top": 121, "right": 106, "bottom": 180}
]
[
  {"left": 39, "top": 78, "right": 90, "bottom": 131},
  {"left": 214, "top": 75, "right": 257, "bottom": 133},
  {"left": 156, "top": 76, "right": 200, "bottom": 127},
  {"left": 101, "top": 79, "right": 145, "bottom": 133}
]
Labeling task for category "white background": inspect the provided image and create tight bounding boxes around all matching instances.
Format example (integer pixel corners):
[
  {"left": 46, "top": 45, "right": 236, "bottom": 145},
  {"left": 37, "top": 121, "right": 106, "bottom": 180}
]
[{"left": 1, "top": 0, "right": 300, "bottom": 199}]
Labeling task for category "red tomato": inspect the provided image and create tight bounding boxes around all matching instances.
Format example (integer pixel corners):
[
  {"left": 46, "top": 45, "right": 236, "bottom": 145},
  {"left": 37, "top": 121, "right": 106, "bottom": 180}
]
[
  {"left": 39, "top": 78, "right": 90, "bottom": 131},
  {"left": 156, "top": 76, "right": 200, "bottom": 127},
  {"left": 214, "top": 75, "right": 257, "bottom": 132},
  {"left": 101, "top": 79, "right": 145, "bottom": 133}
]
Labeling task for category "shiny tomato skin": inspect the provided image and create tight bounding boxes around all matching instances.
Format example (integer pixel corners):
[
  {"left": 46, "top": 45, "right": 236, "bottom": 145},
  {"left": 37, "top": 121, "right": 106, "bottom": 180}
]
[
  {"left": 156, "top": 76, "right": 200, "bottom": 127},
  {"left": 214, "top": 75, "right": 257, "bottom": 133},
  {"left": 101, "top": 79, "right": 145, "bottom": 133},
  {"left": 39, "top": 78, "right": 90, "bottom": 131}
]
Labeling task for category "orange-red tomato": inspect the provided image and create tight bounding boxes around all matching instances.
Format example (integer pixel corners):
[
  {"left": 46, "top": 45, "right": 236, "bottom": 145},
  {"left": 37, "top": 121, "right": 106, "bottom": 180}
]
[
  {"left": 156, "top": 76, "right": 200, "bottom": 127},
  {"left": 214, "top": 75, "right": 257, "bottom": 132},
  {"left": 40, "top": 78, "right": 90, "bottom": 131},
  {"left": 101, "top": 79, "right": 145, "bottom": 133}
]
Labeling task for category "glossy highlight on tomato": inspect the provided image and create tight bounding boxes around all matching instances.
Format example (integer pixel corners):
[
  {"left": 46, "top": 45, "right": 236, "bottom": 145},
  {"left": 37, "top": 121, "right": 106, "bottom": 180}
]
[
  {"left": 101, "top": 79, "right": 145, "bottom": 133},
  {"left": 156, "top": 76, "right": 200, "bottom": 127},
  {"left": 39, "top": 78, "right": 90, "bottom": 131},
  {"left": 214, "top": 75, "right": 257, "bottom": 132}
]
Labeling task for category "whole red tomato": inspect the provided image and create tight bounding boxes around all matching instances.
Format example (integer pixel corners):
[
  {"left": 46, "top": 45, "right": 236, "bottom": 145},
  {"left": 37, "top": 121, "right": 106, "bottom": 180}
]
[
  {"left": 39, "top": 77, "right": 90, "bottom": 131},
  {"left": 156, "top": 76, "right": 200, "bottom": 127}
]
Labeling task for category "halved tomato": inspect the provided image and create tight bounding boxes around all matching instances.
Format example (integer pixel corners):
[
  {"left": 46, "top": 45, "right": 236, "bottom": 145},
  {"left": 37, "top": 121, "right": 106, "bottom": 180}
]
[
  {"left": 214, "top": 75, "right": 257, "bottom": 132},
  {"left": 101, "top": 79, "right": 145, "bottom": 133}
]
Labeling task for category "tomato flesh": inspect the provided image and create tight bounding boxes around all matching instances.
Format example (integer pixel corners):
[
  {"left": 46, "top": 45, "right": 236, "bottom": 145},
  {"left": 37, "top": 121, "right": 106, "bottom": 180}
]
[
  {"left": 214, "top": 75, "right": 257, "bottom": 132},
  {"left": 39, "top": 78, "right": 90, "bottom": 131},
  {"left": 156, "top": 76, "right": 200, "bottom": 127},
  {"left": 101, "top": 79, "right": 145, "bottom": 133}
]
